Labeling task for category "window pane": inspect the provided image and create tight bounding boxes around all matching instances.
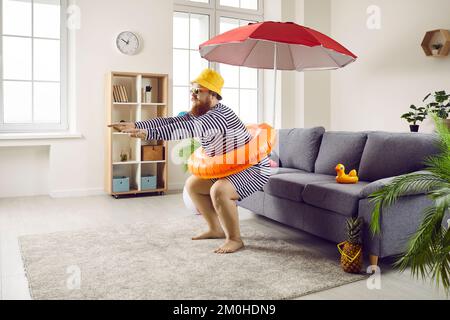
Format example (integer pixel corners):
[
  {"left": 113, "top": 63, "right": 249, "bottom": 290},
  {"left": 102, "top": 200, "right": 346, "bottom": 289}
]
[
  {"left": 221, "top": 88, "right": 239, "bottom": 115},
  {"left": 34, "top": 39, "right": 60, "bottom": 81},
  {"left": 173, "top": 12, "right": 189, "bottom": 49},
  {"left": 239, "top": 89, "right": 258, "bottom": 124},
  {"left": 2, "top": 0, "right": 32, "bottom": 36},
  {"left": 240, "top": 0, "right": 258, "bottom": 10},
  {"left": 173, "top": 86, "right": 190, "bottom": 116},
  {"left": 240, "top": 67, "right": 257, "bottom": 89},
  {"left": 34, "top": 0, "right": 61, "bottom": 39},
  {"left": 173, "top": 49, "right": 189, "bottom": 86},
  {"left": 190, "top": 51, "right": 208, "bottom": 83},
  {"left": 2, "top": 36, "right": 32, "bottom": 80},
  {"left": 34, "top": 82, "right": 60, "bottom": 123},
  {"left": 3, "top": 81, "right": 32, "bottom": 123},
  {"left": 220, "top": 0, "right": 239, "bottom": 8},
  {"left": 190, "top": 14, "right": 209, "bottom": 50},
  {"left": 219, "top": 64, "right": 238, "bottom": 88},
  {"left": 220, "top": 17, "right": 239, "bottom": 33}
]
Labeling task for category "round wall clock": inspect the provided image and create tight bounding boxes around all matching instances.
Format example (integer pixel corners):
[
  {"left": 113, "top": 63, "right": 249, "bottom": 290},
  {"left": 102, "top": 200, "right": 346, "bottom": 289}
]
[{"left": 116, "top": 31, "right": 141, "bottom": 55}]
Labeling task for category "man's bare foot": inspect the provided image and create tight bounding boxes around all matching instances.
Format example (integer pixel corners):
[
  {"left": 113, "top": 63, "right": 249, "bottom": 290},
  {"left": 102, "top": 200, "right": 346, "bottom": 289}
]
[
  {"left": 192, "top": 229, "right": 226, "bottom": 240},
  {"left": 214, "top": 239, "right": 244, "bottom": 254}
]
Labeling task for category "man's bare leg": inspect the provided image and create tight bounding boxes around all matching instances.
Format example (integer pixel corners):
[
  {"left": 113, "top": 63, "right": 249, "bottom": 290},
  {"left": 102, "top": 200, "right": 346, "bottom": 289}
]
[
  {"left": 210, "top": 179, "right": 244, "bottom": 254},
  {"left": 185, "top": 175, "right": 225, "bottom": 240}
]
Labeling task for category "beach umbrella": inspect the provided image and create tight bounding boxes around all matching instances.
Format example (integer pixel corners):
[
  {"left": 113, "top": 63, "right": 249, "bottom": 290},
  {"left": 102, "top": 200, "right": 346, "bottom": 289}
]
[{"left": 199, "top": 21, "right": 357, "bottom": 126}]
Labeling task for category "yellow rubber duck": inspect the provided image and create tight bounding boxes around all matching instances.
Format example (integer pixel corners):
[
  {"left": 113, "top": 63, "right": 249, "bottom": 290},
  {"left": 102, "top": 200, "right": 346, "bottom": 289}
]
[{"left": 335, "top": 163, "right": 359, "bottom": 184}]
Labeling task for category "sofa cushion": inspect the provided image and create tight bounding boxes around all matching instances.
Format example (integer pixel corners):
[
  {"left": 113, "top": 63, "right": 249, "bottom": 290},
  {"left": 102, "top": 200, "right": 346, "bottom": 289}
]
[
  {"left": 358, "top": 132, "right": 440, "bottom": 182},
  {"left": 314, "top": 132, "right": 368, "bottom": 175},
  {"left": 302, "top": 182, "right": 370, "bottom": 217},
  {"left": 277, "top": 127, "right": 325, "bottom": 172},
  {"left": 264, "top": 172, "right": 335, "bottom": 202}
]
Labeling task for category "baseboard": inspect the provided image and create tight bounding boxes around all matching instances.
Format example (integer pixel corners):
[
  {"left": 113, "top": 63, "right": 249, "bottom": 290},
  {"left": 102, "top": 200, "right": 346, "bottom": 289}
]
[
  {"left": 49, "top": 184, "right": 185, "bottom": 198},
  {"left": 168, "top": 182, "right": 185, "bottom": 191},
  {"left": 50, "top": 188, "right": 106, "bottom": 198}
]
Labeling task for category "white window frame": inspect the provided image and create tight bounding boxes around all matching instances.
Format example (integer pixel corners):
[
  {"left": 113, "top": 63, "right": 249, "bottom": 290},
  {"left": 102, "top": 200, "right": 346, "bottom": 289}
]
[
  {"left": 217, "top": 0, "right": 263, "bottom": 16},
  {"left": 174, "top": 0, "right": 264, "bottom": 124},
  {"left": 173, "top": 5, "right": 214, "bottom": 117},
  {"left": 0, "top": 0, "right": 68, "bottom": 133},
  {"left": 175, "top": 0, "right": 264, "bottom": 16},
  {"left": 172, "top": 6, "right": 216, "bottom": 76}
]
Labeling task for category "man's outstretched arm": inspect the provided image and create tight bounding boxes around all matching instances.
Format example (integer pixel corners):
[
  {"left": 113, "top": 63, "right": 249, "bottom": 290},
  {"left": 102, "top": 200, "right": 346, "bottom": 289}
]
[{"left": 135, "top": 113, "right": 194, "bottom": 130}]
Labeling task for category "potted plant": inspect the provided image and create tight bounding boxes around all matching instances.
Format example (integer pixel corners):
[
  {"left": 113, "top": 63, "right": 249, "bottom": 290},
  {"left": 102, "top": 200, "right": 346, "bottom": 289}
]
[
  {"left": 424, "top": 90, "right": 450, "bottom": 129},
  {"left": 431, "top": 43, "right": 443, "bottom": 55},
  {"left": 401, "top": 104, "right": 427, "bottom": 132},
  {"left": 369, "top": 114, "right": 450, "bottom": 292}
]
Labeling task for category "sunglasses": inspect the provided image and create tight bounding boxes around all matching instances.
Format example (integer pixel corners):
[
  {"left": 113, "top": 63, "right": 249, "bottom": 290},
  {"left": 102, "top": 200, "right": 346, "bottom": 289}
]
[{"left": 190, "top": 88, "right": 209, "bottom": 96}]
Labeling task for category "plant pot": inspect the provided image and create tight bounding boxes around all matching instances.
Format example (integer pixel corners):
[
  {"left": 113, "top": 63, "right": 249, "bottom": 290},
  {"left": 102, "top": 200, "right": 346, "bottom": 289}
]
[{"left": 409, "top": 125, "right": 419, "bottom": 132}]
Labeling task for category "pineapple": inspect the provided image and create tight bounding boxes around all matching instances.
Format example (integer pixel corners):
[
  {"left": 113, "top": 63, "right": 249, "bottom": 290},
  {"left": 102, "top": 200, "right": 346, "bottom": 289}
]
[{"left": 339, "top": 217, "right": 363, "bottom": 274}]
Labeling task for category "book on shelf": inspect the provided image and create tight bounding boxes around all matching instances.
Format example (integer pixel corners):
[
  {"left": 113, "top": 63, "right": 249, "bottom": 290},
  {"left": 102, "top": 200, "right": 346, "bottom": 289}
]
[
  {"left": 122, "top": 86, "right": 129, "bottom": 102},
  {"left": 113, "top": 85, "right": 120, "bottom": 102},
  {"left": 113, "top": 85, "right": 129, "bottom": 103},
  {"left": 113, "top": 86, "right": 119, "bottom": 102}
]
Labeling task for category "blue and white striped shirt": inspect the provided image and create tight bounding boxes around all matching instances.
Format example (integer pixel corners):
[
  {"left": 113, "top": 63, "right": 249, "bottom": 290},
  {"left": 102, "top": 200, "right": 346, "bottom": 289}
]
[{"left": 135, "top": 103, "right": 252, "bottom": 157}]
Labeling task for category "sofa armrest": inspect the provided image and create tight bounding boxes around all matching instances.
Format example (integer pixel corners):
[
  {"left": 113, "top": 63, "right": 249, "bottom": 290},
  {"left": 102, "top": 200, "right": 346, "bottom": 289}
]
[
  {"left": 358, "top": 194, "right": 434, "bottom": 258},
  {"left": 359, "top": 170, "right": 432, "bottom": 198}
]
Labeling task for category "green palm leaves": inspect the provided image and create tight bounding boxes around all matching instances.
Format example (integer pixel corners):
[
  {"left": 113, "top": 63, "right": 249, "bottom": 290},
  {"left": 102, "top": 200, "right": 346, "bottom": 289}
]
[{"left": 369, "top": 114, "right": 450, "bottom": 291}]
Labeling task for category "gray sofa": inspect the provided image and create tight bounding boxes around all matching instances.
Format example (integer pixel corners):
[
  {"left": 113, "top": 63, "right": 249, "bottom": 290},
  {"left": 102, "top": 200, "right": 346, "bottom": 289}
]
[{"left": 237, "top": 127, "right": 441, "bottom": 264}]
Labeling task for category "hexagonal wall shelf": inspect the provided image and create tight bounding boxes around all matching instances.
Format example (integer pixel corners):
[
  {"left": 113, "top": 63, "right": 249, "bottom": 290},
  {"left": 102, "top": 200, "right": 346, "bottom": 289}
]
[{"left": 421, "top": 29, "right": 450, "bottom": 57}]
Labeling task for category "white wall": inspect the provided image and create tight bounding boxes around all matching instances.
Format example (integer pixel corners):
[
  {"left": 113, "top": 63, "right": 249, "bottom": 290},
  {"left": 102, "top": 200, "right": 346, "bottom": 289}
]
[
  {"left": 330, "top": 0, "right": 450, "bottom": 133},
  {"left": 0, "top": 146, "right": 50, "bottom": 198},
  {"left": 304, "top": 0, "right": 331, "bottom": 130}
]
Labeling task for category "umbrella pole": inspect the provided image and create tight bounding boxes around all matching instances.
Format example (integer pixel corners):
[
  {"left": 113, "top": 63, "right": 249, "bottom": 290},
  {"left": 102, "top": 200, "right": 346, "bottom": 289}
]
[{"left": 272, "top": 43, "right": 278, "bottom": 128}]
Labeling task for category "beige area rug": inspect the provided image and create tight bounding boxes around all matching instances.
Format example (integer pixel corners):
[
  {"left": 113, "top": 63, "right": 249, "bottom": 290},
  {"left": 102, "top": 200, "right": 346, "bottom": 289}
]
[{"left": 19, "top": 215, "right": 367, "bottom": 300}]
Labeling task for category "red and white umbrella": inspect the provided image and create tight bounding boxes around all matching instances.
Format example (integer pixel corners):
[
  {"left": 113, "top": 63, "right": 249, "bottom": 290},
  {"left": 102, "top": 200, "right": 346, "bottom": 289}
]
[{"left": 199, "top": 21, "right": 357, "bottom": 126}]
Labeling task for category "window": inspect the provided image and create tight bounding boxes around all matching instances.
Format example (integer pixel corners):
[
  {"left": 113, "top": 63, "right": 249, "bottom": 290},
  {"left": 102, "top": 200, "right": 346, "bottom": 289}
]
[
  {"left": 219, "top": 0, "right": 258, "bottom": 11},
  {"left": 0, "top": 0, "right": 68, "bottom": 133},
  {"left": 219, "top": 17, "right": 258, "bottom": 124},
  {"left": 173, "top": 11, "right": 210, "bottom": 117},
  {"left": 173, "top": 0, "right": 263, "bottom": 124}
]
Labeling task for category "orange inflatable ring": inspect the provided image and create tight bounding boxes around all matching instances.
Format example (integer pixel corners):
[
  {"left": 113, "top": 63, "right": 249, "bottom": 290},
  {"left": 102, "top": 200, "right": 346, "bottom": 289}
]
[{"left": 188, "top": 123, "right": 276, "bottom": 179}]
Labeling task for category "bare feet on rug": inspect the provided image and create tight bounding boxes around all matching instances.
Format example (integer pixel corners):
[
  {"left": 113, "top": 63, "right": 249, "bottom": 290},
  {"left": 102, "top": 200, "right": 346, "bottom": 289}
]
[
  {"left": 214, "top": 238, "right": 244, "bottom": 254},
  {"left": 192, "top": 229, "right": 226, "bottom": 240}
]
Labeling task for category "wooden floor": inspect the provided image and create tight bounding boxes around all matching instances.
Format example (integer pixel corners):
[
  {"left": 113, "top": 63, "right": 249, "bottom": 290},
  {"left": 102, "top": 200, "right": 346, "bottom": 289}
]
[{"left": 0, "top": 192, "right": 447, "bottom": 300}]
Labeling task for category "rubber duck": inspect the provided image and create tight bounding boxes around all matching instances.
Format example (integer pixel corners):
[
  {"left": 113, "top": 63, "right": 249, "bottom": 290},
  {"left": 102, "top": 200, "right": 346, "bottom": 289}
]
[{"left": 335, "top": 164, "right": 359, "bottom": 184}]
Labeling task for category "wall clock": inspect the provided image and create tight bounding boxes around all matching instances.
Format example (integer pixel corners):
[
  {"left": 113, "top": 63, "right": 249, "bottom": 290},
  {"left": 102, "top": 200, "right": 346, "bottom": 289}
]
[{"left": 116, "top": 31, "right": 141, "bottom": 55}]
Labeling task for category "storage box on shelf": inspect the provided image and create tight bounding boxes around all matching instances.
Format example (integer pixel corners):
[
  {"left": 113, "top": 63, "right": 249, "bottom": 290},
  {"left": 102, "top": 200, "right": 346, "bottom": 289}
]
[
  {"left": 105, "top": 71, "right": 169, "bottom": 198},
  {"left": 141, "top": 175, "right": 157, "bottom": 191},
  {"left": 142, "top": 145, "right": 165, "bottom": 161},
  {"left": 113, "top": 176, "right": 130, "bottom": 193}
]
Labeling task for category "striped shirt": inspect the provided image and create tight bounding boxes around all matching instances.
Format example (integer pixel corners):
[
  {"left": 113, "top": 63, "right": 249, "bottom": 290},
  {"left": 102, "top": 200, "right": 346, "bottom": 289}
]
[{"left": 135, "top": 103, "right": 252, "bottom": 157}]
